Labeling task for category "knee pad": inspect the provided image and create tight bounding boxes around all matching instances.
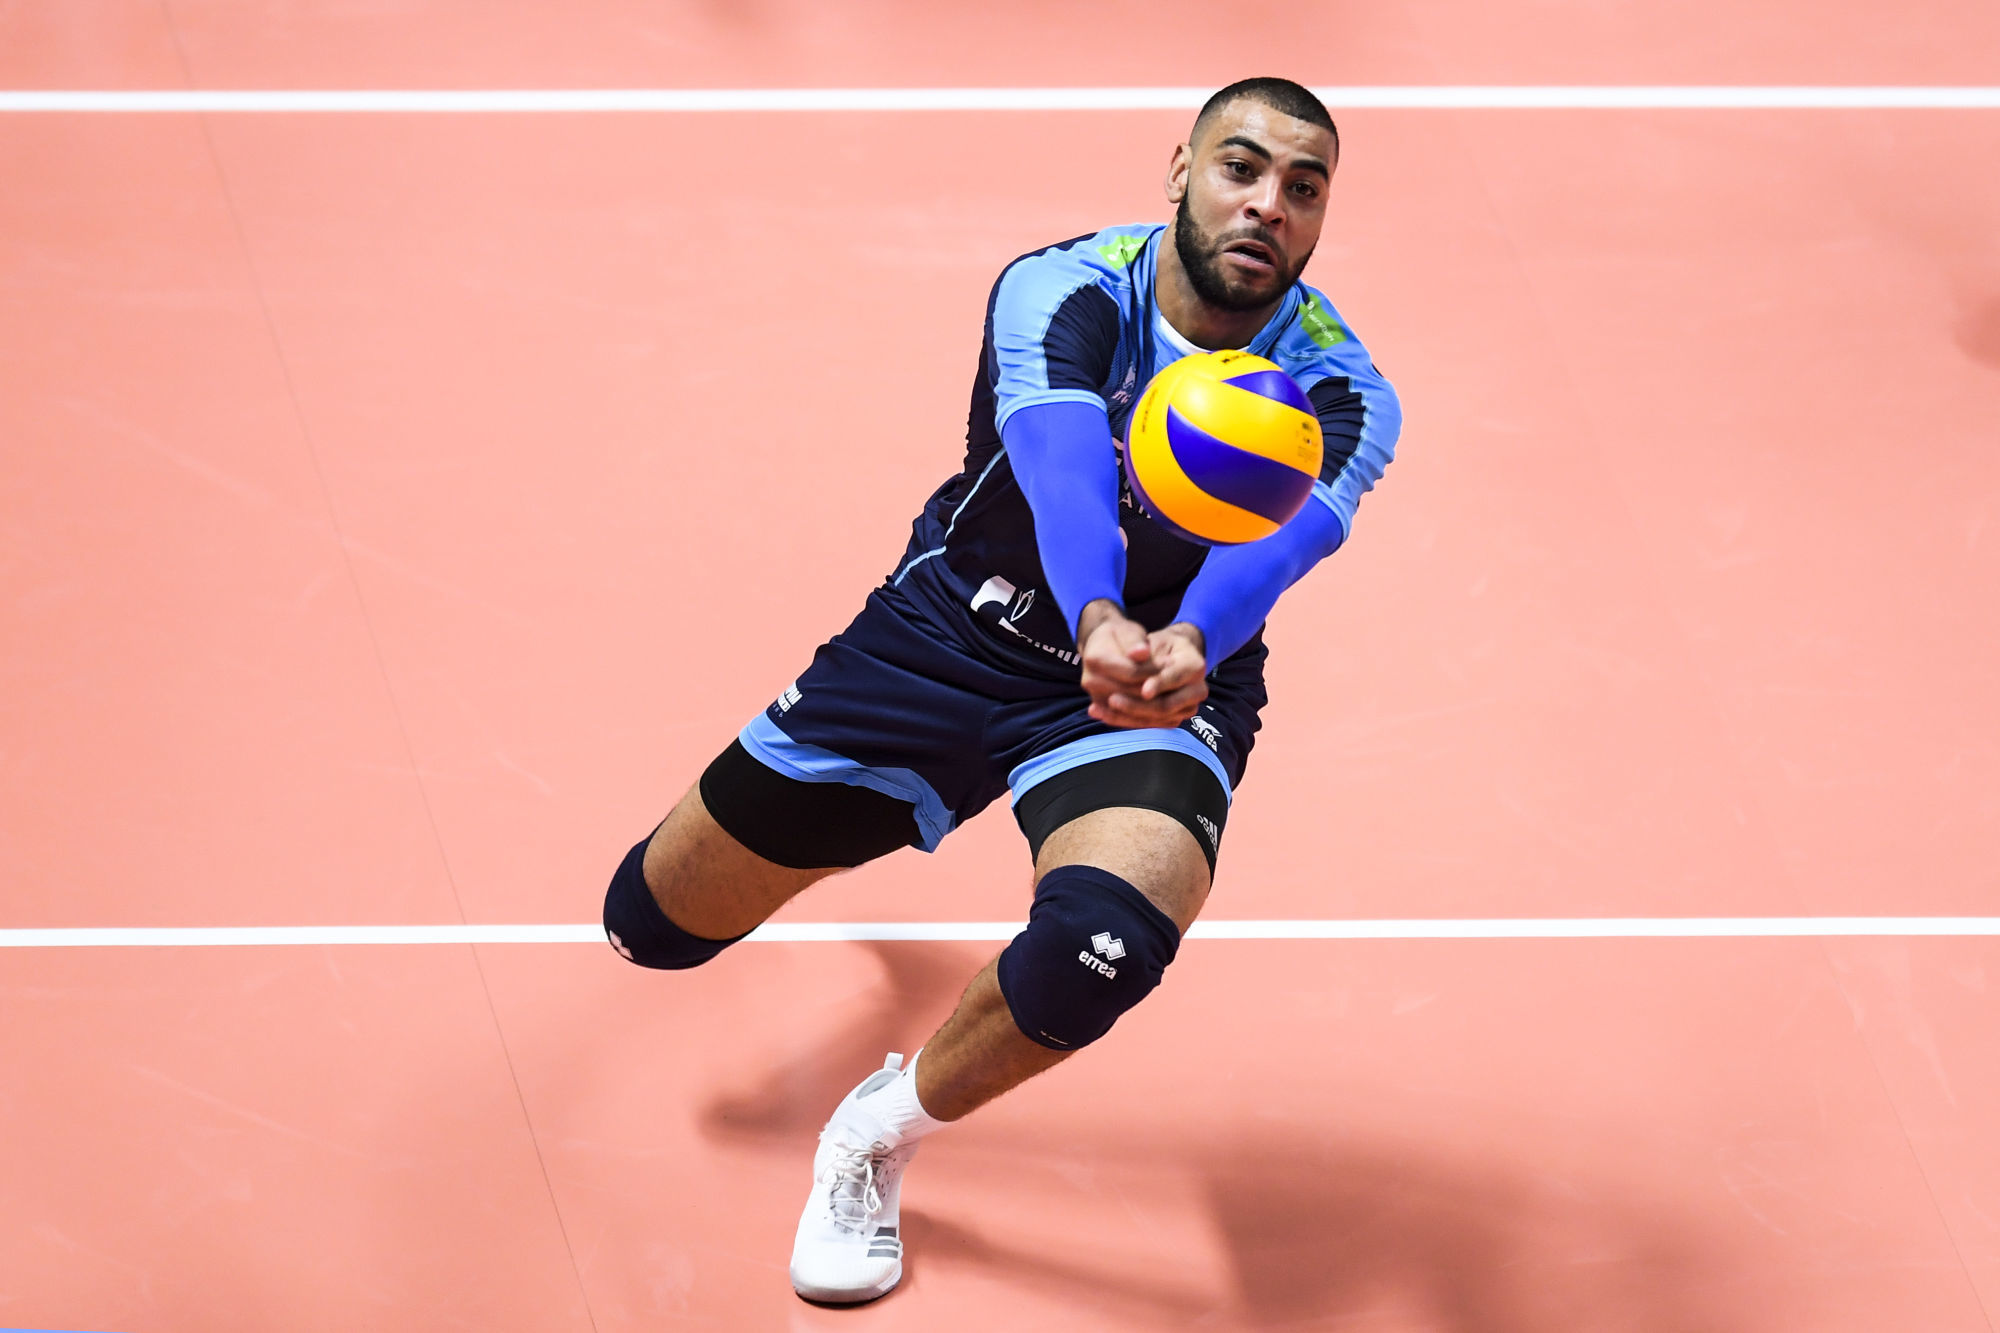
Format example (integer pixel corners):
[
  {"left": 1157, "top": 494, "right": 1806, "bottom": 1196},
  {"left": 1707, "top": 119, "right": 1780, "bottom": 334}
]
[
  {"left": 602, "top": 835, "right": 748, "bottom": 970},
  {"left": 996, "top": 865, "right": 1181, "bottom": 1051}
]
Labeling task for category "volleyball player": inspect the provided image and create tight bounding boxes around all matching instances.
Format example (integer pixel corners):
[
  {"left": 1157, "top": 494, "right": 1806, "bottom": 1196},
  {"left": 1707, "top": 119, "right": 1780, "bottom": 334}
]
[{"left": 602, "top": 76, "right": 1401, "bottom": 1303}]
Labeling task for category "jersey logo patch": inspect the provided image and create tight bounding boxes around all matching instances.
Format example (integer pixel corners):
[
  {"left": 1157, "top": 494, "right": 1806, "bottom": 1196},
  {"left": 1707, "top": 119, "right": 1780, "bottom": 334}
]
[
  {"left": 1095, "top": 234, "right": 1147, "bottom": 268},
  {"left": 1300, "top": 292, "right": 1349, "bottom": 349},
  {"left": 971, "top": 575, "right": 1079, "bottom": 665},
  {"left": 969, "top": 574, "right": 1016, "bottom": 617}
]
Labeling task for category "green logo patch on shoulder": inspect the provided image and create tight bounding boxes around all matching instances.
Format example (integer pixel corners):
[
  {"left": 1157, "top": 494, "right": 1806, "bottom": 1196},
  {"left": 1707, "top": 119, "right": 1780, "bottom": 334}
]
[
  {"left": 1094, "top": 234, "right": 1148, "bottom": 268},
  {"left": 1300, "top": 293, "right": 1349, "bottom": 348}
]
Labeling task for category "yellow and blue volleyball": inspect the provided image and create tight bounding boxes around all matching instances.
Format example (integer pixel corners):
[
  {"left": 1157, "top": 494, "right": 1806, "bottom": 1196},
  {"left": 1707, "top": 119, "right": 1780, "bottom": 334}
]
[{"left": 1123, "top": 350, "right": 1323, "bottom": 545}]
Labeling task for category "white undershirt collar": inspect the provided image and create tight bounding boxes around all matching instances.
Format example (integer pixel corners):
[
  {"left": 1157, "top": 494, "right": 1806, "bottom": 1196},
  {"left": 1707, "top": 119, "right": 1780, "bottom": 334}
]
[
  {"left": 1153, "top": 303, "right": 1208, "bottom": 357},
  {"left": 1151, "top": 285, "right": 1290, "bottom": 357}
]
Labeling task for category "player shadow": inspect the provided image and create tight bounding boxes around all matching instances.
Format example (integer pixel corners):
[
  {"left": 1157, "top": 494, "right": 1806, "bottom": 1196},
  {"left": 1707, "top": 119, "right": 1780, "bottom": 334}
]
[
  {"left": 1193, "top": 1138, "right": 1742, "bottom": 1332},
  {"left": 883, "top": 1127, "right": 1746, "bottom": 1332},
  {"left": 699, "top": 941, "right": 1751, "bottom": 1331},
  {"left": 696, "top": 939, "right": 987, "bottom": 1143}
]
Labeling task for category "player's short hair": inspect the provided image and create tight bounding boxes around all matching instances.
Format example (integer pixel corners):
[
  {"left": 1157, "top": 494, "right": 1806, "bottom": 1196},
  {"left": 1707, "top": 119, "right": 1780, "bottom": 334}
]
[{"left": 1191, "top": 77, "right": 1339, "bottom": 159}]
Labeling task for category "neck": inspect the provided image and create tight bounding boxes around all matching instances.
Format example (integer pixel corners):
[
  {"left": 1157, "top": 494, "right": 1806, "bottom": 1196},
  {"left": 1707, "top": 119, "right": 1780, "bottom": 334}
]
[{"left": 1155, "top": 221, "right": 1283, "bottom": 350}]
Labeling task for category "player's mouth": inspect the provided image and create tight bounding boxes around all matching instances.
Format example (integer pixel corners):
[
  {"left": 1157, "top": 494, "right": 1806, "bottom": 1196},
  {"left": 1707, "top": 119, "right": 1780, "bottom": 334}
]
[{"left": 1220, "top": 239, "right": 1279, "bottom": 276}]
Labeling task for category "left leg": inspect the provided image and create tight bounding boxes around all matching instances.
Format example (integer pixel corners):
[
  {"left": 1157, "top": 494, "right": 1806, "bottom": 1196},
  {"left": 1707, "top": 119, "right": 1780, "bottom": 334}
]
[
  {"left": 791, "top": 719, "right": 1245, "bottom": 1304},
  {"left": 915, "top": 804, "right": 1210, "bottom": 1120},
  {"left": 789, "top": 801, "right": 1213, "bottom": 1304}
]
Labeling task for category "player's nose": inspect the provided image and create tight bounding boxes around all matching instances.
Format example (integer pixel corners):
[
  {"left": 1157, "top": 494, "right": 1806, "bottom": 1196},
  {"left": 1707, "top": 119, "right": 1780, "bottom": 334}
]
[{"left": 1244, "top": 179, "right": 1287, "bottom": 229}]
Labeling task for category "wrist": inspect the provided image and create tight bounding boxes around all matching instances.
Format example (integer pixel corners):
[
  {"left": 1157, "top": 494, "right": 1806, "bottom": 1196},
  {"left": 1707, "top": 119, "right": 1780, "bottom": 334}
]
[
  {"left": 1165, "top": 620, "right": 1207, "bottom": 658},
  {"left": 1075, "top": 597, "right": 1126, "bottom": 646}
]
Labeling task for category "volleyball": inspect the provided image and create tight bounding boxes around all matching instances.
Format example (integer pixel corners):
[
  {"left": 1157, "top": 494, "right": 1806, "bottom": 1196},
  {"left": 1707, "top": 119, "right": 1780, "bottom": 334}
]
[{"left": 1122, "top": 350, "right": 1323, "bottom": 545}]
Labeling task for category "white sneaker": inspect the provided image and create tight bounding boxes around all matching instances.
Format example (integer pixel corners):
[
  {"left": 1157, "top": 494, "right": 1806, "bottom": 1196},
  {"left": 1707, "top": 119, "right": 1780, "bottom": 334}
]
[{"left": 789, "top": 1053, "right": 919, "bottom": 1304}]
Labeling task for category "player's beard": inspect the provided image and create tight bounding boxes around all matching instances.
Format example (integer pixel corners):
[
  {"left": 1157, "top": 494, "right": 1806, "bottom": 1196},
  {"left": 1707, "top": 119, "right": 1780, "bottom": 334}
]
[{"left": 1172, "top": 195, "right": 1313, "bottom": 313}]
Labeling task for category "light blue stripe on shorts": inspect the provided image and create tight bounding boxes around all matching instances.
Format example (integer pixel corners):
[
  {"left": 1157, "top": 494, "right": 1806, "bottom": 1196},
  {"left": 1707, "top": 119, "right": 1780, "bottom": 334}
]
[
  {"left": 739, "top": 713, "right": 955, "bottom": 852},
  {"left": 1006, "top": 727, "right": 1233, "bottom": 806}
]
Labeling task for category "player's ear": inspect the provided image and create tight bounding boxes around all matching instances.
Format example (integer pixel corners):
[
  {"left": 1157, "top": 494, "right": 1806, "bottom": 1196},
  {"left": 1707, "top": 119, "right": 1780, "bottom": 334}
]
[{"left": 1164, "top": 142, "right": 1191, "bottom": 206}]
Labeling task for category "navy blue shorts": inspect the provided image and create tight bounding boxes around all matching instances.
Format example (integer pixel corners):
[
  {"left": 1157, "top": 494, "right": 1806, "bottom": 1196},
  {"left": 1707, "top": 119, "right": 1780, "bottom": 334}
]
[{"left": 728, "top": 583, "right": 1266, "bottom": 855}]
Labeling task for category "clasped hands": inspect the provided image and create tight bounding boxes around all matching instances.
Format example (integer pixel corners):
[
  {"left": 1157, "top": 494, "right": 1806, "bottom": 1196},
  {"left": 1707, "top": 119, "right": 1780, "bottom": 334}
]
[{"left": 1075, "top": 599, "right": 1208, "bottom": 730}]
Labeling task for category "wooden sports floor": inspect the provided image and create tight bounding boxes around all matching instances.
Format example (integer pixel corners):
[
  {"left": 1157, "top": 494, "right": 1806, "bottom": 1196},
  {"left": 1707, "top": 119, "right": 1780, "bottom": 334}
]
[{"left": 4, "top": 3, "right": 1998, "bottom": 1329}]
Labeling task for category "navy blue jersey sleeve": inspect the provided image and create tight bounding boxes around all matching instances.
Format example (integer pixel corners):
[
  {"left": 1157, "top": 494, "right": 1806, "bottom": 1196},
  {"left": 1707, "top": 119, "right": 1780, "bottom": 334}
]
[
  {"left": 988, "top": 252, "right": 1125, "bottom": 433},
  {"left": 1302, "top": 365, "right": 1399, "bottom": 543},
  {"left": 1287, "top": 301, "right": 1401, "bottom": 543}
]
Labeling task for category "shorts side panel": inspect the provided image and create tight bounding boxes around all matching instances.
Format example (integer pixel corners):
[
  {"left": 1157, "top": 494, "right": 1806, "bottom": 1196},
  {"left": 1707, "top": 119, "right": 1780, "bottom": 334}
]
[
  {"left": 738, "top": 714, "right": 954, "bottom": 851},
  {"left": 729, "top": 586, "right": 1046, "bottom": 850}
]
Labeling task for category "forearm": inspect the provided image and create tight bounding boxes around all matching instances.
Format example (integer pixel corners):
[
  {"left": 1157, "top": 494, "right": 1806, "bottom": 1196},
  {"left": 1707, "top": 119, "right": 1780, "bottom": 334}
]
[
  {"left": 1002, "top": 400, "right": 1128, "bottom": 639},
  {"left": 1174, "top": 498, "right": 1345, "bottom": 662}
]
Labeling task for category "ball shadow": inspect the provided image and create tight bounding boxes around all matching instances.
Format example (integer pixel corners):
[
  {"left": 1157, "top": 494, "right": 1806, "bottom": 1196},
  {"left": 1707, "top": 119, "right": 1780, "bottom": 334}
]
[{"left": 1954, "top": 293, "right": 2000, "bottom": 374}]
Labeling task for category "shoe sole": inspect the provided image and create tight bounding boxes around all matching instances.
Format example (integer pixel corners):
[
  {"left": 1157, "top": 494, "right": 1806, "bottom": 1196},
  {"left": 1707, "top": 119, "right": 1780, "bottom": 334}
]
[{"left": 790, "top": 1262, "right": 902, "bottom": 1305}]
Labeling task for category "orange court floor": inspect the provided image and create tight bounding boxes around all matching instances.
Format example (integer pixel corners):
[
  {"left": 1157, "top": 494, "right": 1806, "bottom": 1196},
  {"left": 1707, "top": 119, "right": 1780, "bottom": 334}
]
[{"left": 3, "top": 2, "right": 1999, "bottom": 1330}]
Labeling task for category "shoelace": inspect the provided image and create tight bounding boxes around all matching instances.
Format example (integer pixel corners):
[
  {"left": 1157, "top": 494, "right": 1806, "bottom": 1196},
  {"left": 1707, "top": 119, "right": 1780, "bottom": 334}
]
[{"left": 819, "top": 1143, "right": 886, "bottom": 1234}]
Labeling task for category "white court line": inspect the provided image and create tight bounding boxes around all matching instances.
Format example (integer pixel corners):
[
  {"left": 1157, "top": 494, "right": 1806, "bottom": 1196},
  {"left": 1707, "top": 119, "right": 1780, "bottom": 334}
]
[
  {"left": 1, "top": 87, "right": 1998, "bottom": 113},
  {"left": 1, "top": 919, "right": 1998, "bottom": 947}
]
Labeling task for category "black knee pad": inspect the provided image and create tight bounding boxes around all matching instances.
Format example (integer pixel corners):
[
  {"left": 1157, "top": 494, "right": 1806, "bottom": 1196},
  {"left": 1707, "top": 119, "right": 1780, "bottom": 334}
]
[
  {"left": 995, "top": 865, "right": 1181, "bottom": 1051},
  {"left": 601, "top": 835, "right": 748, "bottom": 970}
]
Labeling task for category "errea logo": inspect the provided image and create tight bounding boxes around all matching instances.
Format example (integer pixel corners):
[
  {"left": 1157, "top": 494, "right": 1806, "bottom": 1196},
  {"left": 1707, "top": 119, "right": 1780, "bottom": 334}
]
[
  {"left": 1186, "top": 715, "right": 1222, "bottom": 751},
  {"left": 775, "top": 681, "right": 802, "bottom": 713},
  {"left": 1079, "top": 932, "right": 1124, "bottom": 979}
]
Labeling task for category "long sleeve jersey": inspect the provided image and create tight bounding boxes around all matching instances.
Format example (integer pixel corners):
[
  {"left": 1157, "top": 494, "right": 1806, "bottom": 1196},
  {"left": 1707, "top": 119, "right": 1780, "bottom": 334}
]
[{"left": 890, "top": 223, "right": 1401, "bottom": 680}]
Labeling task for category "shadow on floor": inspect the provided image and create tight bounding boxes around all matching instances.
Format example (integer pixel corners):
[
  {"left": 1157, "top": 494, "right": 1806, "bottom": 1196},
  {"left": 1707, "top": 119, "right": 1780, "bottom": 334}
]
[
  {"left": 1956, "top": 293, "right": 2000, "bottom": 374},
  {"left": 694, "top": 941, "right": 1749, "bottom": 1331},
  {"left": 696, "top": 939, "right": 984, "bottom": 1142}
]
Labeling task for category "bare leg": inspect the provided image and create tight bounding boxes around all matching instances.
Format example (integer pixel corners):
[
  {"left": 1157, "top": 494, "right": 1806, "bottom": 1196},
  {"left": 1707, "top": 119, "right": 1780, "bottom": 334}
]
[
  {"left": 914, "top": 806, "right": 1212, "bottom": 1121},
  {"left": 641, "top": 784, "right": 844, "bottom": 939}
]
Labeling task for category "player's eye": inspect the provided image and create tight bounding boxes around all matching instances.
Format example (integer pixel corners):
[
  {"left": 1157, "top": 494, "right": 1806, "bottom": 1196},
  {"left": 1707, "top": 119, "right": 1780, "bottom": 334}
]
[
  {"left": 1223, "top": 159, "right": 1252, "bottom": 177},
  {"left": 1290, "top": 180, "right": 1319, "bottom": 198}
]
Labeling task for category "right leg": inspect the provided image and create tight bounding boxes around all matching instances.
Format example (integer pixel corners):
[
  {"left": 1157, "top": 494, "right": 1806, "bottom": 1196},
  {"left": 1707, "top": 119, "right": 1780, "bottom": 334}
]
[
  {"left": 638, "top": 784, "right": 836, "bottom": 942},
  {"left": 600, "top": 588, "right": 1003, "bottom": 1302},
  {"left": 604, "top": 738, "right": 928, "bottom": 969},
  {"left": 606, "top": 744, "right": 943, "bottom": 1303}
]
